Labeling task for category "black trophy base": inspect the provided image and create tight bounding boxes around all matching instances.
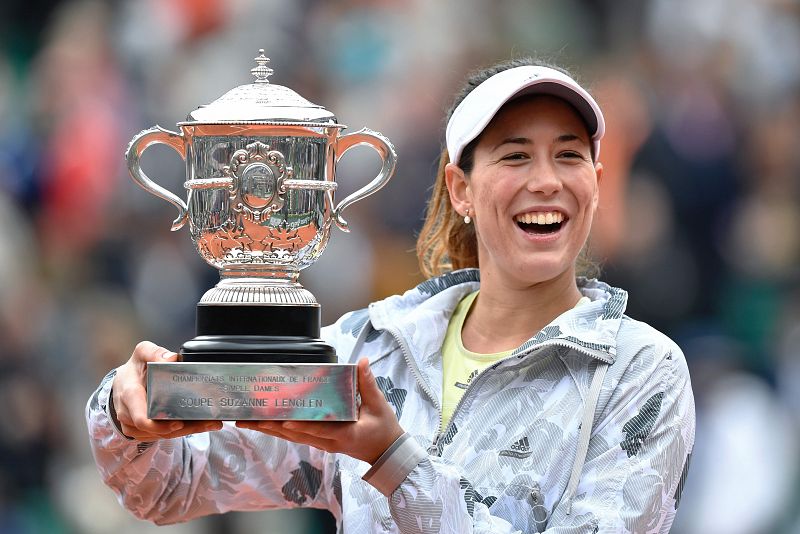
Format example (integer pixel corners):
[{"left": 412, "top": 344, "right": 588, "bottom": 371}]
[
  {"left": 147, "top": 302, "right": 356, "bottom": 421},
  {"left": 180, "top": 304, "right": 336, "bottom": 364}
]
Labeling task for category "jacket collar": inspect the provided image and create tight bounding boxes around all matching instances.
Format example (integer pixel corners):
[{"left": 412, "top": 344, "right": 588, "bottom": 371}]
[{"left": 368, "top": 269, "right": 627, "bottom": 393}]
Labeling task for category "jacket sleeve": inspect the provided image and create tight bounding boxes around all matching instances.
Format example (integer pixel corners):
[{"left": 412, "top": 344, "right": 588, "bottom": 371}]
[
  {"left": 85, "top": 369, "right": 340, "bottom": 525},
  {"left": 362, "top": 339, "right": 695, "bottom": 534}
]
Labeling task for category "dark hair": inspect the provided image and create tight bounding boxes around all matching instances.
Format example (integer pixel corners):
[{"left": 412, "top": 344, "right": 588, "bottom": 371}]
[{"left": 416, "top": 57, "right": 600, "bottom": 279}]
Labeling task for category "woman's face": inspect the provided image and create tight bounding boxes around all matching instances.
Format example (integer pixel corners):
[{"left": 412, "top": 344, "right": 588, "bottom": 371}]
[{"left": 447, "top": 95, "right": 603, "bottom": 288}]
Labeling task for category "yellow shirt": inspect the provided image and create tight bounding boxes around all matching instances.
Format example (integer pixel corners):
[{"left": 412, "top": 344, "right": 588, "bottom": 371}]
[{"left": 440, "top": 291, "right": 591, "bottom": 430}]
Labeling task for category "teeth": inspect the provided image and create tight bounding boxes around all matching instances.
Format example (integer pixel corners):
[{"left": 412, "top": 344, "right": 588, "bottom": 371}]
[{"left": 515, "top": 211, "right": 564, "bottom": 225}]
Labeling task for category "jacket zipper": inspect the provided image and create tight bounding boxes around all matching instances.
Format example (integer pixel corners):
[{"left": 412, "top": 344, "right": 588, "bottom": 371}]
[
  {"left": 433, "top": 338, "right": 612, "bottom": 456},
  {"left": 383, "top": 325, "right": 446, "bottom": 455},
  {"left": 382, "top": 324, "right": 442, "bottom": 420}
]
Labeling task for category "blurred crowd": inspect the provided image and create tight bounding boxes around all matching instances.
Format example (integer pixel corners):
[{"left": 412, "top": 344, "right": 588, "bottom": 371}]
[{"left": 0, "top": 0, "right": 799, "bottom": 533}]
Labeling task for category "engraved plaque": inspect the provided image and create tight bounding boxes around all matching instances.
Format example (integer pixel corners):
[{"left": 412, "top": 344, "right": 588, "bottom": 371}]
[{"left": 147, "top": 362, "right": 358, "bottom": 421}]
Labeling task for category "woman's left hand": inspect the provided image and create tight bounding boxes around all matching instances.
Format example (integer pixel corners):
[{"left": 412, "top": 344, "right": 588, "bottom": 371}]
[{"left": 236, "top": 358, "right": 405, "bottom": 465}]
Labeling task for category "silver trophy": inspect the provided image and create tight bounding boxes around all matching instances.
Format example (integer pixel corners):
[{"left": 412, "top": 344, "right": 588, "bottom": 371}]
[{"left": 126, "top": 50, "right": 396, "bottom": 420}]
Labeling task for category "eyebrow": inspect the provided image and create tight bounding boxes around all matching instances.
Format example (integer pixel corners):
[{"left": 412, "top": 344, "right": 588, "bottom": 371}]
[
  {"left": 492, "top": 137, "right": 531, "bottom": 151},
  {"left": 492, "top": 133, "right": 587, "bottom": 151},
  {"left": 555, "top": 133, "right": 584, "bottom": 144}
]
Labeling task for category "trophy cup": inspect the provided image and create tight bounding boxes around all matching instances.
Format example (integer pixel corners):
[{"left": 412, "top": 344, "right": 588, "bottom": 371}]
[{"left": 125, "top": 50, "right": 396, "bottom": 421}]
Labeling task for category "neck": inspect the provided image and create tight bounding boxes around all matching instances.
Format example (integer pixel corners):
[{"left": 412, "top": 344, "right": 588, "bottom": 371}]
[{"left": 461, "top": 269, "right": 582, "bottom": 354}]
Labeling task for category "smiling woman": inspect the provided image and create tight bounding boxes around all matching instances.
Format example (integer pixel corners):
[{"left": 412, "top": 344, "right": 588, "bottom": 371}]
[
  {"left": 418, "top": 61, "right": 603, "bottom": 280},
  {"left": 86, "top": 57, "right": 695, "bottom": 534},
  {"left": 444, "top": 95, "right": 601, "bottom": 311}
]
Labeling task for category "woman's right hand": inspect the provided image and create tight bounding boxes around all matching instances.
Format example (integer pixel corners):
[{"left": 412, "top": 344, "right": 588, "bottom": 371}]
[{"left": 111, "top": 341, "right": 223, "bottom": 441}]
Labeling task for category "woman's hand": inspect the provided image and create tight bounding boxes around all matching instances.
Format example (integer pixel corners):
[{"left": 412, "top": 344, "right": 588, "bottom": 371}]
[
  {"left": 111, "top": 341, "right": 223, "bottom": 441},
  {"left": 236, "top": 358, "right": 405, "bottom": 464}
]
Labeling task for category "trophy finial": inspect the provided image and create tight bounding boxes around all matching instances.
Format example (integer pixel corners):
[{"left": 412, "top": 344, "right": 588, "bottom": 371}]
[{"left": 251, "top": 49, "right": 273, "bottom": 83}]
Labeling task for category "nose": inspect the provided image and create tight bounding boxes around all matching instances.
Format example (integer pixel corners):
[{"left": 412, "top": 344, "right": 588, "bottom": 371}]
[{"left": 527, "top": 160, "right": 563, "bottom": 196}]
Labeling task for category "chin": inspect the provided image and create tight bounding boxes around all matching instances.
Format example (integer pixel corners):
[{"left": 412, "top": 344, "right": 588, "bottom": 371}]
[{"left": 509, "top": 259, "right": 575, "bottom": 286}]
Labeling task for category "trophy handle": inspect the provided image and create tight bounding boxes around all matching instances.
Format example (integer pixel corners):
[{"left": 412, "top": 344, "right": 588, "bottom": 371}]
[
  {"left": 332, "top": 128, "right": 397, "bottom": 232},
  {"left": 126, "top": 126, "right": 189, "bottom": 231}
]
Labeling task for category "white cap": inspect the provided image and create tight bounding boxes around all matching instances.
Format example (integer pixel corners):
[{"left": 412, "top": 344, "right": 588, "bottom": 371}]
[{"left": 446, "top": 65, "right": 605, "bottom": 165}]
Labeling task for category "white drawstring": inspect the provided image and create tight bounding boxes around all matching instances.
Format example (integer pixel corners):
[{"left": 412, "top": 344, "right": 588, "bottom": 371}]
[{"left": 564, "top": 361, "right": 608, "bottom": 514}]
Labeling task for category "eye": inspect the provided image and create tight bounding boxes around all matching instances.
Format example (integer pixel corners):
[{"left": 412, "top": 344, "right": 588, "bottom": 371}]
[
  {"left": 558, "top": 150, "right": 586, "bottom": 160},
  {"left": 501, "top": 152, "right": 529, "bottom": 161}
]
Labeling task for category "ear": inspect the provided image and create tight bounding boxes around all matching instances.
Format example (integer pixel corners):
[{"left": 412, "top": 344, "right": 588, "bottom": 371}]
[
  {"left": 592, "top": 161, "right": 603, "bottom": 211},
  {"left": 444, "top": 163, "right": 472, "bottom": 217}
]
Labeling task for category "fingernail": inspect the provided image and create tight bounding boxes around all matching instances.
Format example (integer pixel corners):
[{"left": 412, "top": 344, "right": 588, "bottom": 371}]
[
  {"left": 161, "top": 351, "right": 175, "bottom": 360},
  {"left": 170, "top": 422, "right": 184, "bottom": 430},
  {"left": 363, "top": 364, "right": 372, "bottom": 377},
  {"left": 283, "top": 421, "right": 296, "bottom": 430}
]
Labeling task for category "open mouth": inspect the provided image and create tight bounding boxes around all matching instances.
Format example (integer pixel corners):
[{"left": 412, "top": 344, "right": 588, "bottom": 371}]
[{"left": 514, "top": 211, "right": 566, "bottom": 235}]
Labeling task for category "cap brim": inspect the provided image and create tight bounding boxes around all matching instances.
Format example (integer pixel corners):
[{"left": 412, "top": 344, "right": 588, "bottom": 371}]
[
  {"left": 446, "top": 66, "right": 605, "bottom": 164},
  {"left": 513, "top": 81, "right": 599, "bottom": 136}
]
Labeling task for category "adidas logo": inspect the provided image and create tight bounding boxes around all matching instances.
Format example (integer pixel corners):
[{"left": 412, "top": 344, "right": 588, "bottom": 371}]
[
  {"left": 499, "top": 436, "right": 532, "bottom": 459},
  {"left": 455, "top": 369, "right": 480, "bottom": 390}
]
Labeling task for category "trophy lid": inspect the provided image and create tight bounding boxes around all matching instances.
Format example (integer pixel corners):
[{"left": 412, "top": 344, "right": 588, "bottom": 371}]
[{"left": 180, "top": 50, "right": 339, "bottom": 126}]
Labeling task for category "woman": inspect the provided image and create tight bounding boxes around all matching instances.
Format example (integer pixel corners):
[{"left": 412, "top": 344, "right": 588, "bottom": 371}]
[{"left": 87, "top": 58, "right": 695, "bottom": 533}]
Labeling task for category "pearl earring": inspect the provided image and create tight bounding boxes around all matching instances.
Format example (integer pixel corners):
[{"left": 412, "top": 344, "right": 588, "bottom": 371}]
[{"left": 464, "top": 209, "right": 471, "bottom": 224}]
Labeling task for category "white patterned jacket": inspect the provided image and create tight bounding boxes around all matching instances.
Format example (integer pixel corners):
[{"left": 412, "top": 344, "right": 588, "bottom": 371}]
[{"left": 86, "top": 269, "right": 695, "bottom": 533}]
